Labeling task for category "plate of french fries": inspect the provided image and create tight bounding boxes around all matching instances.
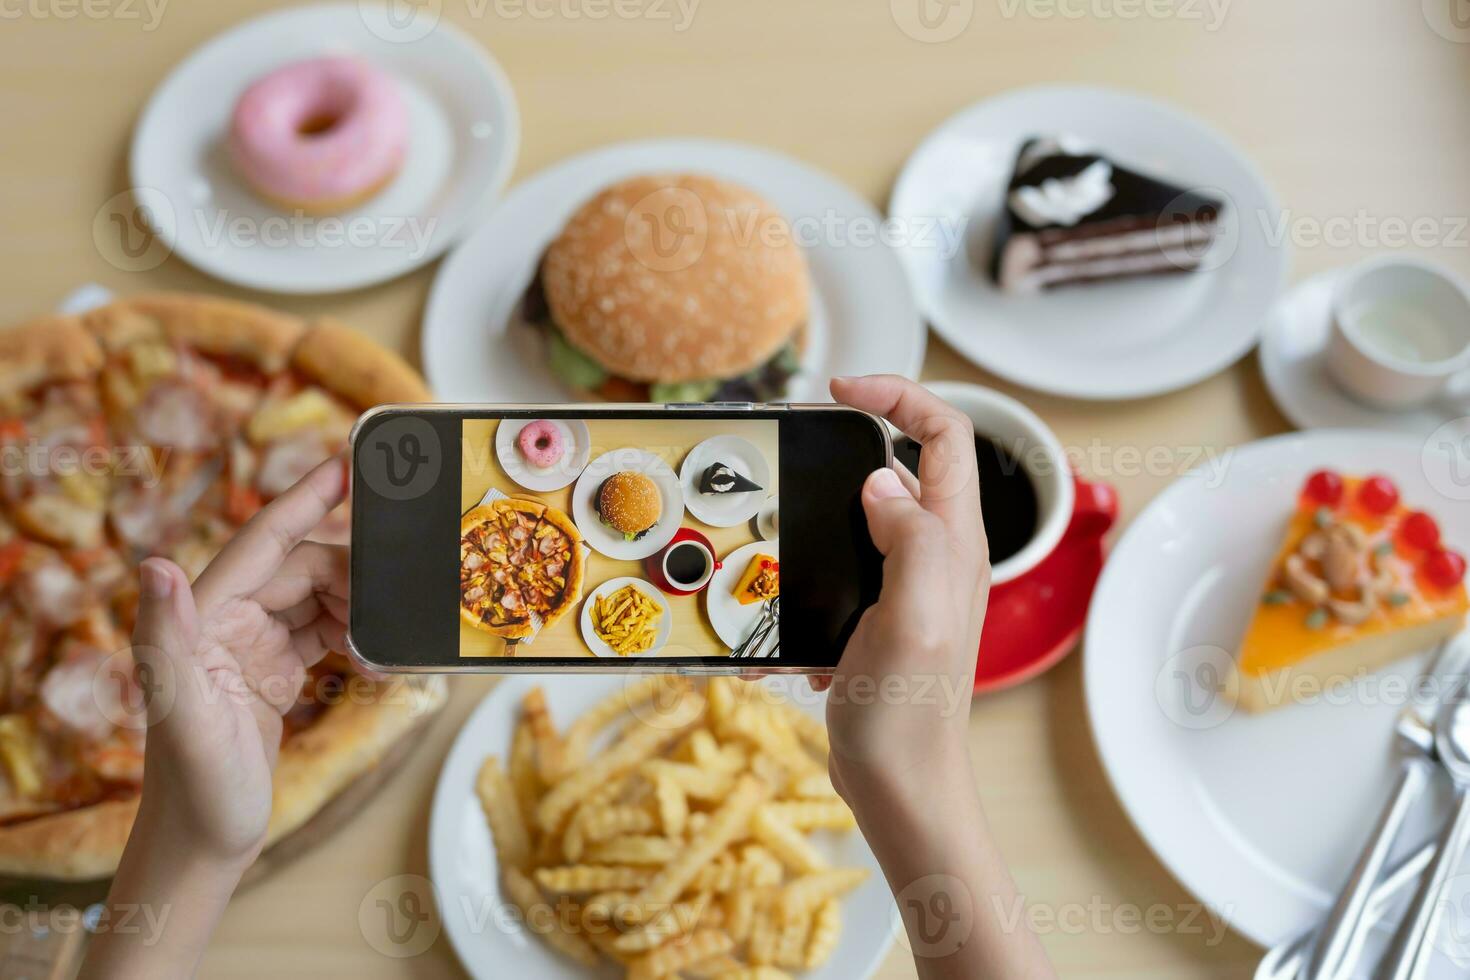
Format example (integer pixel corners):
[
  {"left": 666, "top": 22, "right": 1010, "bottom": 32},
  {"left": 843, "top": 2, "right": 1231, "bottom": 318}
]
[
  {"left": 580, "top": 578, "right": 673, "bottom": 657},
  {"left": 429, "top": 675, "right": 895, "bottom": 980}
]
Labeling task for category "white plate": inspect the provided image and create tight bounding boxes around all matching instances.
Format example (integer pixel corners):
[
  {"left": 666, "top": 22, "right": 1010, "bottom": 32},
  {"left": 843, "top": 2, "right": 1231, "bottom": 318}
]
[
  {"left": 1085, "top": 430, "right": 1470, "bottom": 964},
  {"left": 422, "top": 138, "right": 925, "bottom": 401},
  {"left": 707, "top": 540, "right": 780, "bottom": 651},
  {"left": 129, "top": 3, "right": 518, "bottom": 294},
  {"left": 1261, "top": 269, "right": 1470, "bottom": 436},
  {"left": 493, "top": 418, "right": 592, "bottom": 492},
  {"left": 430, "top": 674, "right": 895, "bottom": 980},
  {"left": 577, "top": 577, "right": 672, "bottom": 657},
  {"left": 678, "top": 435, "right": 772, "bottom": 528},
  {"left": 571, "top": 448, "right": 683, "bottom": 560},
  {"left": 890, "top": 85, "right": 1287, "bottom": 400}
]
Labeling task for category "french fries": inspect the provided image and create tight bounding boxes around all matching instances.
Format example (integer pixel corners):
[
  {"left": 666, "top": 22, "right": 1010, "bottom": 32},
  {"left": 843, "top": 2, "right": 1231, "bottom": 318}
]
[
  {"left": 476, "top": 681, "right": 867, "bottom": 978},
  {"left": 592, "top": 584, "right": 664, "bottom": 655}
]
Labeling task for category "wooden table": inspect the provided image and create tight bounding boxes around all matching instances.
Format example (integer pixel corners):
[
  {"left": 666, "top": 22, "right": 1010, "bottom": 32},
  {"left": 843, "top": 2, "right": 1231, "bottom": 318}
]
[{"left": 5, "top": 1, "right": 1470, "bottom": 976}]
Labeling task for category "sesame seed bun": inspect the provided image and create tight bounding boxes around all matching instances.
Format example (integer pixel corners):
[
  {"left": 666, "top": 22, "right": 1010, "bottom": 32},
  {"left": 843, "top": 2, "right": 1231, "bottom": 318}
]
[
  {"left": 541, "top": 174, "right": 810, "bottom": 384},
  {"left": 597, "top": 471, "right": 662, "bottom": 536}
]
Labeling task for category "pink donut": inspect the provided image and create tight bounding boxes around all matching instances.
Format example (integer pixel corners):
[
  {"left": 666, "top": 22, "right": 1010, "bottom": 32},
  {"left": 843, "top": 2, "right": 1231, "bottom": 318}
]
[
  {"left": 517, "top": 421, "right": 565, "bottom": 469},
  {"left": 228, "top": 56, "right": 408, "bottom": 213}
]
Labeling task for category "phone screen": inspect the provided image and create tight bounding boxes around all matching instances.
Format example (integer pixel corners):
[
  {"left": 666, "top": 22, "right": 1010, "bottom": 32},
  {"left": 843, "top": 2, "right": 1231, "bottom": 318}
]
[{"left": 350, "top": 406, "right": 888, "bottom": 672}]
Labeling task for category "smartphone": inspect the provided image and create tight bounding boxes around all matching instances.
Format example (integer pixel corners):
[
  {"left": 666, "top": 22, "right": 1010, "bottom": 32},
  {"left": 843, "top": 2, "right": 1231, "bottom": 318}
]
[{"left": 346, "top": 403, "right": 890, "bottom": 673}]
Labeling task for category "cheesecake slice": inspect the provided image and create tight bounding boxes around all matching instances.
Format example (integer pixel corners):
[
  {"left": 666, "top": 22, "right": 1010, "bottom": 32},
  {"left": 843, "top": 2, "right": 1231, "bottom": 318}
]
[
  {"left": 990, "top": 135, "right": 1226, "bottom": 292},
  {"left": 1234, "top": 471, "right": 1468, "bottom": 713}
]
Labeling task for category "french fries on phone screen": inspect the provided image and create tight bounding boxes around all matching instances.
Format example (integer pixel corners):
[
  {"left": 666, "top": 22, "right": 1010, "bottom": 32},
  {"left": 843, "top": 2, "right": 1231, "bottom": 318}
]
[
  {"left": 474, "top": 677, "right": 867, "bottom": 978},
  {"left": 593, "top": 584, "right": 663, "bottom": 655}
]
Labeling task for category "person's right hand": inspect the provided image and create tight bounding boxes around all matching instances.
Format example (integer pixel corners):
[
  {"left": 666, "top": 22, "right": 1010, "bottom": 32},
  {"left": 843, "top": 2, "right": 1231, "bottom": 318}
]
[{"left": 821, "top": 375, "right": 988, "bottom": 801}]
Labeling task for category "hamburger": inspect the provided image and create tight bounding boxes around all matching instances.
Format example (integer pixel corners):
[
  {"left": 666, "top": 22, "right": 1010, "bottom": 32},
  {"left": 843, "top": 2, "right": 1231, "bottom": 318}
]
[
  {"left": 596, "top": 471, "right": 662, "bottom": 541},
  {"left": 522, "top": 174, "right": 810, "bottom": 402}
]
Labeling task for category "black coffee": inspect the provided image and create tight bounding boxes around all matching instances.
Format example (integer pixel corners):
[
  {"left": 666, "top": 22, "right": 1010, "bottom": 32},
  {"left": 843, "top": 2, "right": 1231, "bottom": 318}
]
[
  {"left": 666, "top": 542, "right": 710, "bottom": 584},
  {"left": 892, "top": 436, "right": 1040, "bottom": 564}
]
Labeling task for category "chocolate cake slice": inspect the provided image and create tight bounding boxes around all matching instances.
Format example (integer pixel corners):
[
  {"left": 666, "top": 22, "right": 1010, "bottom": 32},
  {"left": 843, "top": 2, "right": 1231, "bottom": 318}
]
[{"left": 989, "top": 136, "right": 1225, "bottom": 292}]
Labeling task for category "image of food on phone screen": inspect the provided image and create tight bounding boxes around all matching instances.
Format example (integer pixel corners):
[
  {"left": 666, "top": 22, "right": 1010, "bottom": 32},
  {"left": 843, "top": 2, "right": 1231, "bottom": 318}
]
[{"left": 459, "top": 417, "right": 780, "bottom": 658}]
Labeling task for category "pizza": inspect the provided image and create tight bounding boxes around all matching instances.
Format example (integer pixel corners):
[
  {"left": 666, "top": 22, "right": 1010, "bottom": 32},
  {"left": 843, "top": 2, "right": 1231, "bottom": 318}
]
[
  {"left": 460, "top": 498, "right": 585, "bottom": 639},
  {"left": 0, "top": 292, "right": 447, "bottom": 880}
]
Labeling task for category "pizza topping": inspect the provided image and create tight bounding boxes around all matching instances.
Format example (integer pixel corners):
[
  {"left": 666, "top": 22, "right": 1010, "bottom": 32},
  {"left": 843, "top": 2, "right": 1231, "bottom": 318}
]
[
  {"left": 15, "top": 493, "right": 105, "bottom": 550},
  {"left": 108, "top": 484, "right": 167, "bottom": 551},
  {"left": 256, "top": 434, "right": 332, "bottom": 498},
  {"left": 15, "top": 556, "right": 86, "bottom": 628},
  {"left": 247, "top": 388, "right": 341, "bottom": 444},
  {"left": 38, "top": 643, "right": 117, "bottom": 742},
  {"left": 0, "top": 714, "right": 45, "bottom": 800},
  {"left": 136, "top": 382, "right": 216, "bottom": 451}
]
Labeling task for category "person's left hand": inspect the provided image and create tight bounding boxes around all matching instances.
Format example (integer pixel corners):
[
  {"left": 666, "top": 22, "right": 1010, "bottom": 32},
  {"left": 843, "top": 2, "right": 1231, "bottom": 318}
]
[{"left": 131, "top": 456, "right": 350, "bottom": 865}]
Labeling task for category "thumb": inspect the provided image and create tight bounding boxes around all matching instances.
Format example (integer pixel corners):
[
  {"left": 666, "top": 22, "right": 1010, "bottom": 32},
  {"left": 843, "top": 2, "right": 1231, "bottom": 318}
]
[
  {"left": 860, "top": 467, "right": 931, "bottom": 557},
  {"left": 133, "top": 558, "right": 200, "bottom": 726}
]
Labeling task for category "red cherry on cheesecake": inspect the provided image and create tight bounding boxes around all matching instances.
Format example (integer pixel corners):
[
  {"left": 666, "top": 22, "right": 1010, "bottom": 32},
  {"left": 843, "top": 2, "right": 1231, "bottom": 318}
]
[
  {"left": 1358, "top": 475, "right": 1399, "bottom": 515},
  {"left": 1302, "top": 470, "right": 1344, "bottom": 507},
  {"left": 1401, "top": 511, "right": 1441, "bottom": 551},
  {"left": 1426, "top": 550, "right": 1467, "bottom": 590}
]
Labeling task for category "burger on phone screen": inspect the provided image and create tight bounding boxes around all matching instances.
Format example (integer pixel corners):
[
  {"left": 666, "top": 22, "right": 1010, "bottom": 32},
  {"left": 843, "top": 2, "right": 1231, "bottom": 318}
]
[
  {"left": 521, "top": 174, "right": 810, "bottom": 403},
  {"left": 595, "top": 471, "right": 662, "bottom": 541}
]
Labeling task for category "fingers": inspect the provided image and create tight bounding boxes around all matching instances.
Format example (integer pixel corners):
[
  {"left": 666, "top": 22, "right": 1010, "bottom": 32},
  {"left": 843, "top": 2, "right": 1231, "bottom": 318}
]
[
  {"left": 858, "top": 467, "right": 935, "bottom": 558},
  {"left": 133, "top": 558, "right": 200, "bottom": 725},
  {"left": 194, "top": 456, "right": 348, "bottom": 612},
  {"left": 249, "top": 542, "right": 349, "bottom": 613},
  {"left": 893, "top": 458, "right": 921, "bottom": 500},
  {"left": 290, "top": 611, "right": 348, "bottom": 669},
  {"left": 831, "top": 375, "right": 981, "bottom": 543}
]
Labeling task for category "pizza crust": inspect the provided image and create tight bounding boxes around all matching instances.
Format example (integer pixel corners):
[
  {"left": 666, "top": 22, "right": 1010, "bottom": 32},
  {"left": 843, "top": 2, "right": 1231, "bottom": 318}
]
[
  {"left": 267, "top": 675, "right": 448, "bottom": 845},
  {"left": 0, "top": 315, "right": 105, "bottom": 404},
  {"left": 294, "top": 318, "right": 432, "bottom": 407},
  {"left": 84, "top": 294, "right": 306, "bottom": 374}
]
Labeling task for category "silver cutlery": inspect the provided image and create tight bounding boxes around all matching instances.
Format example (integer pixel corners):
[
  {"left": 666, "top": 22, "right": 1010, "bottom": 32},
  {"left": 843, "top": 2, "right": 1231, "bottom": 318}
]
[
  {"left": 730, "top": 596, "right": 779, "bottom": 658},
  {"left": 1304, "top": 639, "right": 1461, "bottom": 980},
  {"left": 1378, "top": 693, "right": 1470, "bottom": 980},
  {"left": 1255, "top": 840, "right": 1436, "bottom": 980}
]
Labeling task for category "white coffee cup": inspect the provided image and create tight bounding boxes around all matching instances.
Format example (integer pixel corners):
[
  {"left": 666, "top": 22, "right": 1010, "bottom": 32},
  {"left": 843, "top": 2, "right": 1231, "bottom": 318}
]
[
  {"left": 662, "top": 538, "right": 717, "bottom": 591},
  {"left": 916, "top": 382, "right": 1074, "bottom": 585},
  {"left": 1325, "top": 257, "right": 1470, "bottom": 410}
]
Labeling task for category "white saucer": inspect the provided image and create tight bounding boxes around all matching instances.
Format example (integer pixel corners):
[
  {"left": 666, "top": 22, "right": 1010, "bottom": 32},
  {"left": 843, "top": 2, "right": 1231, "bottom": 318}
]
[
  {"left": 429, "top": 675, "right": 893, "bottom": 980},
  {"left": 492, "top": 418, "right": 591, "bottom": 492},
  {"left": 577, "top": 577, "right": 672, "bottom": 657},
  {"left": 129, "top": 3, "right": 518, "bottom": 294},
  {"left": 422, "top": 138, "right": 925, "bottom": 401},
  {"left": 706, "top": 540, "right": 779, "bottom": 651},
  {"left": 889, "top": 85, "right": 1287, "bottom": 400},
  {"left": 1085, "top": 429, "right": 1470, "bottom": 965},
  {"left": 571, "top": 448, "right": 683, "bottom": 560},
  {"left": 1261, "top": 268, "right": 1470, "bottom": 434},
  {"left": 678, "top": 435, "right": 771, "bottom": 528}
]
